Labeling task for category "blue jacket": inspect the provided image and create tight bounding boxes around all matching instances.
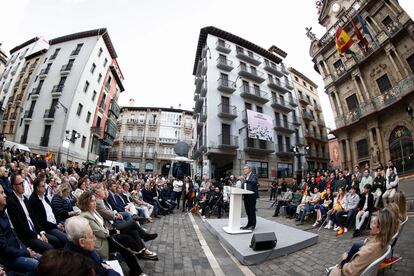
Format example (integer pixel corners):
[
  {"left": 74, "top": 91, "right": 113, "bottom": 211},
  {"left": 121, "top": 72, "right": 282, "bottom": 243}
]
[
  {"left": 107, "top": 192, "right": 125, "bottom": 213},
  {"left": 0, "top": 176, "right": 12, "bottom": 196},
  {"left": 0, "top": 209, "right": 30, "bottom": 263}
]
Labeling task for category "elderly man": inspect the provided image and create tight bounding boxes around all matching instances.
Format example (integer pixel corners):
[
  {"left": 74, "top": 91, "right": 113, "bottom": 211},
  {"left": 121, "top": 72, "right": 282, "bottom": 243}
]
[
  {"left": 0, "top": 166, "right": 11, "bottom": 196},
  {"left": 0, "top": 185, "right": 40, "bottom": 274},
  {"left": 241, "top": 164, "right": 258, "bottom": 230},
  {"left": 64, "top": 216, "right": 123, "bottom": 276}
]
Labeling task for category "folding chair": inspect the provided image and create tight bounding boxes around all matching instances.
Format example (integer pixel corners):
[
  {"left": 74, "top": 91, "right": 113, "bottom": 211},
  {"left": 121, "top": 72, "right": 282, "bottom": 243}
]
[{"left": 360, "top": 245, "right": 391, "bottom": 276}]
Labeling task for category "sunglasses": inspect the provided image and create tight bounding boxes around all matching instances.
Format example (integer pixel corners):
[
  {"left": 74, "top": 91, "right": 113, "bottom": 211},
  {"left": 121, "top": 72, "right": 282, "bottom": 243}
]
[{"left": 13, "top": 181, "right": 24, "bottom": 186}]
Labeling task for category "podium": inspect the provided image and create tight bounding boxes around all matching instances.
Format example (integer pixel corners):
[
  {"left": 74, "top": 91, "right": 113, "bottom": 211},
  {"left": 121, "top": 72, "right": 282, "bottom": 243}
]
[{"left": 223, "top": 187, "right": 254, "bottom": 234}]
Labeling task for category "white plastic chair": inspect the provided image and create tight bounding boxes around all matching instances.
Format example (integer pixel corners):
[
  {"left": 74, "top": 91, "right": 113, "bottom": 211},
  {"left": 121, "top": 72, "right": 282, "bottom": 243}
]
[{"left": 360, "top": 245, "right": 391, "bottom": 276}]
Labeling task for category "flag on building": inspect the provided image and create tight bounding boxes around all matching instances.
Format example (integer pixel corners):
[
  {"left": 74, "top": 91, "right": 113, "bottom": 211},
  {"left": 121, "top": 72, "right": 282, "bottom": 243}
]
[
  {"left": 351, "top": 19, "right": 369, "bottom": 52},
  {"left": 335, "top": 26, "right": 354, "bottom": 55},
  {"left": 356, "top": 14, "right": 375, "bottom": 43}
]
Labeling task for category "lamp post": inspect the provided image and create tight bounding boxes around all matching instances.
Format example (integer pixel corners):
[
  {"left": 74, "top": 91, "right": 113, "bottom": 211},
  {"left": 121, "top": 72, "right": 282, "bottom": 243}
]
[
  {"left": 63, "top": 130, "right": 81, "bottom": 165},
  {"left": 56, "top": 101, "right": 69, "bottom": 166},
  {"left": 291, "top": 144, "right": 310, "bottom": 180}
]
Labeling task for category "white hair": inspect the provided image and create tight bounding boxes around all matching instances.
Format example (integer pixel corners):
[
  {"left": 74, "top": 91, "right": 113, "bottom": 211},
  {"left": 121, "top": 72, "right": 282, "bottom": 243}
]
[{"left": 65, "top": 216, "right": 91, "bottom": 243}]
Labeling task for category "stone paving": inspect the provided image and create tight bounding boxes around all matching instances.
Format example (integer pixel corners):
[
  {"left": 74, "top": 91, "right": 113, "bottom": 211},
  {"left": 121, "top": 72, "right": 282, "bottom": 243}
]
[{"left": 138, "top": 192, "right": 413, "bottom": 276}]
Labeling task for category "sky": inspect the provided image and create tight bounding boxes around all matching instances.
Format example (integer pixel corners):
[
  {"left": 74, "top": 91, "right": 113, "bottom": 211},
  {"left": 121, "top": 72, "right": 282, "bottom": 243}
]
[{"left": 1, "top": 0, "right": 413, "bottom": 130}]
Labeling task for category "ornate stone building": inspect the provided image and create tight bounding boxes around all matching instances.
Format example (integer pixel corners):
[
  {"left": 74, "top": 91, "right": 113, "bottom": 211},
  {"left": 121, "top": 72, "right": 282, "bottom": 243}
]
[{"left": 310, "top": 0, "right": 414, "bottom": 175}]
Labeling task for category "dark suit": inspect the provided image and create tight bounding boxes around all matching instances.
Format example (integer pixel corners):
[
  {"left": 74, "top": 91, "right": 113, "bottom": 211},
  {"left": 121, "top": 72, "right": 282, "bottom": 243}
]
[
  {"left": 107, "top": 192, "right": 125, "bottom": 213},
  {"left": 244, "top": 172, "right": 258, "bottom": 228},
  {"left": 6, "top": 192, "right": 54, "bottom": 253}
]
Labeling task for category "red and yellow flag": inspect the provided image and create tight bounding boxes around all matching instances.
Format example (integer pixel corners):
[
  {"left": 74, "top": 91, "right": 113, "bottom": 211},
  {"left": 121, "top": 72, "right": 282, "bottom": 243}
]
[{"left": 335, "top": 26, "right": 354, "bottom": 55}]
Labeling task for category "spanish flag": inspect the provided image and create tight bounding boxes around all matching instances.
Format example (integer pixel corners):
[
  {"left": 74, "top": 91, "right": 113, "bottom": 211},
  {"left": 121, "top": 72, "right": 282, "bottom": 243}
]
[{"left": 335, "top": 26, "right": 354, "bottom": 55}]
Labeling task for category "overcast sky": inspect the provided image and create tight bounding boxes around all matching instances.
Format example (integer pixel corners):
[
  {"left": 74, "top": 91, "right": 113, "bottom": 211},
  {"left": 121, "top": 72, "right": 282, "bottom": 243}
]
[{"left": 1, "top": 0, "right": 413, "bottom": 130}]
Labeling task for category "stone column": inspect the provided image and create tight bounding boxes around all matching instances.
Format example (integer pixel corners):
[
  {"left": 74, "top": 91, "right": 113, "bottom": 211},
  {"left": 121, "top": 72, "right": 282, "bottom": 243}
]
[
  {"left": 352, "top": 75, "right": 366, "bottom": 102},
  {"left": 329, "top": 95, "right": 338, "bottom": 117},
  {"left": 334, "top": 92, "right": 345, "bottom": 115},
  {"left": 323, "top": 60, "right": 331, "bottom": 75},
  {"left": 345, "top": 139, "right": 352, "bottom": 168},
  {"left": 339, "top": 140, "right": 346, "bottom": 169},
  {"left": 384, "top": 0, "right": 399, "bottom": 17},
  {"left": 375, "top": 127, "right": 386, "bottom": 165},
  {"left": 387, "top": 50, "right": 403, "bottom": 79},
  {"left": 393, "top": 49, "right": 410, "bottom": 76},
  {"left": 358, "top": 75, "right": 371, "bottom": 98}
]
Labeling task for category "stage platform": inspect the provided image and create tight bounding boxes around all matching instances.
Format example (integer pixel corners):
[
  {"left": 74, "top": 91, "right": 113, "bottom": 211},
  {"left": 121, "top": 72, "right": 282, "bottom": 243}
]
[{"left": 205, "top": 216, "right": 318, "bottom": 265}]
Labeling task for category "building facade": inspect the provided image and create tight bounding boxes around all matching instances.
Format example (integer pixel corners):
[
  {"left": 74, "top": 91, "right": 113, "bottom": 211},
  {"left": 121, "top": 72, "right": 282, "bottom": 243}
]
[
  {"left": 0, "top": 28, "right": 124, "bottom": 165},
  {"left": 110, "top": 105, "right": 193, "bottom": 175},
  {"left": 289, "top": 67, "right": 329, "bottom": 172},
  {"left": 0, "top": 43, "right": 8, "bottom": 79},
  {"left": 310, "top": 0, "right": 414, "bottom": 175},
  {"left": 192, "top": 26, "right": 303, "bottom": 183}
]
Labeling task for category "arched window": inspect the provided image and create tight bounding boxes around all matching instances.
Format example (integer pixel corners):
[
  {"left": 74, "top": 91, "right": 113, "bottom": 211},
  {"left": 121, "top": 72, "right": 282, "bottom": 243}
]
[{"left": 389, "top": 126, "right": 414, "bottom": 175}]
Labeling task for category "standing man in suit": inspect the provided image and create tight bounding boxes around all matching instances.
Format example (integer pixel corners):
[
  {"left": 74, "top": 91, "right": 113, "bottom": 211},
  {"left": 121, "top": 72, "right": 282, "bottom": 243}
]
[{"left": 241, "top": 165, "right": 258, "bottom": 230}]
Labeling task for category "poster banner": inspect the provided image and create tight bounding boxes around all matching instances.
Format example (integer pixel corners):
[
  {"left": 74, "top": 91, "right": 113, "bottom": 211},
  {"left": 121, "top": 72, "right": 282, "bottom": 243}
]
[{"left": 247, "top": 110, "right": 274, "bottom": 142}]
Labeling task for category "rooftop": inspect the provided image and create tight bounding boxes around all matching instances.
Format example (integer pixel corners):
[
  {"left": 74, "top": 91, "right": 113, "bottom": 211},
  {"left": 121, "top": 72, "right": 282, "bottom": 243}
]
[
  {"left": 120, "top": 106, "right": 193, "bottom": 115},
  {"left": 289, "top": 67, "right": 318, "bottom": 88}
]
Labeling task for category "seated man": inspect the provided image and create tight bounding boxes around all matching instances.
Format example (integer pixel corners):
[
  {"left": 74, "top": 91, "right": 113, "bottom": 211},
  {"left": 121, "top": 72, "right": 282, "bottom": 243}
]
[
  {"left": 333, "top": 186, "right": 360, "bottom": 233},
  {"left": 272, "top": 187, "right": 292, "bottom": 217},
  {"left": 7, "top": 173, "right": 56, "bottom": 253},
  {"left": 285, "top": 189, "right": 303, "bottom": 219},
  {"left": 160, "top": 183, "right": 177, "bottom": 212},
  {"left": 106, "top": 181, "right": 132, "bottom": 221},
  {"left": 202, "top": 187, "right": 224, "bottom": 218},
  {"left": 0, "top": 185, "right": 40, "bottom": 274},
  {"left": 382, "top": 166, "right": 398, "bottom": 206},
  {"left": 353, "top": 184, "right": 374, "bottom": 237},
  {"left": 64, "top": 216, "right": 121, "bottom": 276}
]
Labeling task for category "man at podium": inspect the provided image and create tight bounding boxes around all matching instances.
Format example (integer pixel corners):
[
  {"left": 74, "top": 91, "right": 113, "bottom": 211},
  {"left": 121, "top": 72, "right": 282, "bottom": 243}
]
[{"left": 241, "top": 164, "right": 258, "bottom": 230}]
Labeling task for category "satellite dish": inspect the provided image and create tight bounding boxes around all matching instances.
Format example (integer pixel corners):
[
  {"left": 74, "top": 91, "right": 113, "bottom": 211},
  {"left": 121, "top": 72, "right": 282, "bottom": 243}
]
[{"left": 174, "top": 141, "right": 189, "bottom": 157}]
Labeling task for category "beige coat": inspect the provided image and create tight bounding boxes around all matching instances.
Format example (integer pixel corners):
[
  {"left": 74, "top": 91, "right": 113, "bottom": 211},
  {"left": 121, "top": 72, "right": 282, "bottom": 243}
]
[
  {"left": 330, "top": 237, "right": 387, "bottom": 276},
  {"left": 80, "top": 211, "right": 110, "bottom": 260}
]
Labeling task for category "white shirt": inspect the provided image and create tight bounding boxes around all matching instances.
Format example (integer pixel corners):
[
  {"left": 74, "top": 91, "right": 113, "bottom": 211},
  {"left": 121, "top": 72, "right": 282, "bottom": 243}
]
[
  {"left": 38, "top": 195, "right": 57, "bottom": 224},
  {"left": 363, "top": 194, "right": 368, "bottom": 211},
  {"left": 23, "top": 179, "right": 33, "bottom": 199},
  {"left": 244, "top": 173, "right": 251, "bottom": 190},
  {"left": 173, "top": 180, "right": 183, "bottom": 192},
  {"left": 13, "top": 191, "right": 36, "bottom": 231}
]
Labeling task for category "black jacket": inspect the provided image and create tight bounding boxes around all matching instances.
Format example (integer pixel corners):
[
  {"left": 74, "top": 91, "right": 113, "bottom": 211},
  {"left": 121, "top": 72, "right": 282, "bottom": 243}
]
[
  {"left": 28, "top": 193, "right": 58, "bottom": 231},
  {"left": 245, "top": 173, "right": 259, "bottom": 198},
  {"left": 6, "top": 192, "right": 42, "bottom": 242},
  {"left": 357, "top": 192, "right": 374, "bottom": 212},
  {"left": 107, "top": 192, "right": 125, "bottom": 213},
  {"left": 51, "top": 194, "right": 75, "bottom": 222}
]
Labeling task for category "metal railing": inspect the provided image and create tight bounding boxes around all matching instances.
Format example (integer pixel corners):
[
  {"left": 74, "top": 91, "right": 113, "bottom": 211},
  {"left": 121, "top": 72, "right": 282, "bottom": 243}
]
[
  {"left": 218, "top": 104, "right": 237, "bottom": 116},
  {"left": 218, "top": 134, "right": 238, "bottom": 148},
  {"left": 52, "top": 84, "right": 64, "bottom": 93}
]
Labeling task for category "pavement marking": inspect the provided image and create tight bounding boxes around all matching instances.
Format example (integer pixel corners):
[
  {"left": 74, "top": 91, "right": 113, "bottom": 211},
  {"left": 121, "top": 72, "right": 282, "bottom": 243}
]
[
  {"left": 218, "top": 240, "right": 256, "bottom": 276},
  {"left": 188, "top": 213, "right": 225, "bottom": 276}
]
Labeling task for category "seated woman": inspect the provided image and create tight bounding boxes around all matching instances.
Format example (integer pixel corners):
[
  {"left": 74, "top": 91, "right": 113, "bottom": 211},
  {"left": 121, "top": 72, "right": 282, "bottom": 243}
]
[
  {"left": 353, "top": 184, "right": 374, "bottom": 237},
  {"left": 77, "top": 190, "right": 156, "bottom": 276},
  {"left": 392, "top": 191, "right": 407, "bottom": 223},
  {"left": 328, "top": 208, "right": 396, "bottom": 276},
  {"left": 313, "top": 187, "right": 334, "bottom": 227},
  {"left": 28, "top": 178, "right": 68, "bottom": 248},
  {"left": 51, "top": 183, "right": 79, "bottom": 223},
  {"left": 298, "top": 186, "right": 321, "bottom": 225},
  {"left": 325, "top": 187, "right": 346, "bottom": 229},
  {"left": 295, "top": 190, "right": 311, "bottom": 221}
]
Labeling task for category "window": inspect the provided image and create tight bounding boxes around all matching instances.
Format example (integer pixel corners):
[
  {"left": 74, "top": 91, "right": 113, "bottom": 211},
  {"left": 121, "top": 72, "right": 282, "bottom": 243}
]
[
  {"left": 77, "top": 103, "right": 83, "bottom": 116},
  {"left": 86, "top": 111, "right": 91, "bottom": 123},
  {"left": 92, "top": 90, "right": 97, "bottom": 101},
  {"left": 81, "top": 136, "right": 86, "bottom": 148},
  {"left": 382, "top": 16, "right": 393, "bottom": 27},
  {"left": 97, "top": 73, "right": 102, "bottom": 83},
  {"left": 98, "top": 48, "right": 103, "bottom": 57},
  {"left": 333, "top": 59, "right": 345, "bottom": 74},
  {"left": 277, "top": 163, "right": 293, "bottom": 179},
  {"left": 407, "top": 54, "right": 414, "bottom": 73},
  {"left": 310, "top": 86, "right": 314, "bottom": 91},
  {"left": 218, "top": 39, "right": 225, "bottom": 47},
  {"left": 376, "top": 74, "right": 392, "bottom": 93},
  {"left": 50, "top": 48, "right": 60, "bottom": 59},
  {"left": 246, "top": 161, "right": 268, "bottom": 178},
  {"left": 245, "top": 102, "right": 252, "bottom": 110},
  {"left": 356, "top": 139, "right": 369, "bottom": 158},
  {"left": 84, "top": 81, "right": 90, "bottom": 92},
  {"left": 104, "top": 58, "right": 108, "bottom": 67},
  {"left": 90, "top": 63, "right": 96, "bottom": 74},
  {"left": 72, "top": 43, "right": 83, "bottom": 55},
  {"left": 302, "top": 81, "right": 307, "bottom": 87},
  {"left": 294, "top": 76, "right": 299, "bottom": 82},
  {"left": 346, "top": 94, "right": 359, "bottom": 111},
  {"left": 256, "top": 106, "right": 263, "bottom": 113}
]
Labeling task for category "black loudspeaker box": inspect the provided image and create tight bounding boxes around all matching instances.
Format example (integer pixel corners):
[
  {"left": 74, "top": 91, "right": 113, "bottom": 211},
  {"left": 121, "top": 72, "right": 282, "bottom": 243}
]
[{"left": 250, "top": 232, "right": 277, "bottom": 251}]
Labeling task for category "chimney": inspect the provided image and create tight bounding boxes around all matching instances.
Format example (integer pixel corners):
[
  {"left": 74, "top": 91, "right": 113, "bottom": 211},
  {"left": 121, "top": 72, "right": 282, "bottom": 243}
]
[
  {"left": 178, "top": 104, "right": 182, "bottom": 109},
  {"left": 129, "top": 98, "right": 135, "bottom": 106}
]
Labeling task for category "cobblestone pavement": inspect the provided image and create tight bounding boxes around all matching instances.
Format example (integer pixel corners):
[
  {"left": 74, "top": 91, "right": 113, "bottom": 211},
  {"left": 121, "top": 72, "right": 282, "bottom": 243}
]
[{"left": 138, "top": 192, "right": 413, "bottom": 276}]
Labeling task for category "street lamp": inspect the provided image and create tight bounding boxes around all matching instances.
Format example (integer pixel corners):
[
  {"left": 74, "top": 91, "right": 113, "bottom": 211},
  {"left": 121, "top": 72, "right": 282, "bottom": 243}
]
[
  {"left": 290, "top": 144, "right": 310, "bottom": 179},
  {"left": 64, "top": 130, "right": 81, "bottom": 164}
]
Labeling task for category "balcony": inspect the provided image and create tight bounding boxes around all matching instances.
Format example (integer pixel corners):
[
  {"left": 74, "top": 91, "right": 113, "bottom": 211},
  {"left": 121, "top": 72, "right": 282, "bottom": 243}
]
[
  {"left": 147, "top": 120, "right": 158, "bottom": 128},
  {"left": 146, "top": 136, "right": 157, "bottom": 143},
  {"left": 243, "top": 138, "right": 275, "bottom": 155},
  {"left": 200, "top": 107, "right": 207, "bottom": 122},
  {"left": 28, "top": 63, "right": 36, "bottom": 72},
  {"left": 123, "top": 136, "right": 143, "bottom": 143},
  {"left": 145, "top": 152, "right": 155, "bottom": 159},
  {"left": 280, "top": 64, "right": 289, "bottom": 75},
  {"left": 307, "top": 150, "right": 329, "bottom": 160},
  {"left": 31, "top": 87, "right": 41, "bottom": 99},
  {"left": 194, "top": 95, "right": 203, "bottom": 113},
  {"left": 317, "top": 117, "right": 325, "bottom": 126},
  {"left": 289, "top": 96, "right": 298, "bottom": 107},
  {"left": 9, "top": 112, "right": 17, "bottom": 121},
  {"left": 60, "top": 64, "right": 72, "bottom": 75},
  {"left": 235, "top": 47, "right": 261, "bottom": 66},
  {"left": 215, "top": 40, "right": 231, "bottom": 54},
  {"left": 51, "top": 85, "right": 64, "bottom": 97},
  {"left": 15, "top": 93, "right": 23, "bottom": 103},
  {"left": 292, "top": 117, "right": 301, "bottom": 126},
  {"left": 217, "top": 78, "right": 236, "bottom": 94},
  {"left": 195, "top": 77, "right": 204, "bottom": 94},
  {"left": 274, "top": 120, "right": 295, "bottom": 134},
  {"left": 302, "top": 111, "right": 315, "bottom": 122},
  {"left": 90, "top": 126, "right": 103, "bottom": 137},
  {"left": 218, "top": 135, "right": 238, "bottom": 150},
  {"left": 276, "top": 143, "right": 294, "bottom": 158},
  {"left": 267, "top": 77, "right": 292, "bottom": 94},
  {"left": 109, "top": 100, "right": 121, "bottom": 118},
  {"left": 43, "top": 109, "right": 55, "bottom": 121},
  {"left": 237, "top": 65, "right": 265, "bottom": 83},
  {"left": 40, "top": 136, "right": 49, "bottom": 147},
  {"left": 298, "top": 94, "right": 309, "bottom": 105},
  {"left": 195, "top": 59, "right": 207, "bottom": 77},
  {"left": 39, "top": 68, "right": 49, "bottom": 79},
  {"left": 270, "top": 97, "right": 293, "bottom": 113},
  {"left": 126, "top": 118, "right": 145, "bottom": 125},
  {"left": 314, "top": 103, "right": 322, "bottom": 113},
  {"left": 70, "top": 49, "right": 80, "bottom": 56},
  {"left": 159, "top": 137, "right": 179, "bottom": 144},
  {"left": 122, "top": 151, "right": 142, "bottom": 159},
  {"left": 24, "top": 110, "right": 33, "bottom": 120},
  {"left": 200, "top": 81, "right": 207, "bottom": 97},
  {"left": 263, "top": 60, "right": 283, "bottom": 77},
  {"left": 240, "top": 84, "right": 269, "bottom": 104},
  {"left": 22, "top": 77, "right": 30, "bottom": 87},
  {"left": 217, "top": 104, "right": 237, "bottom": 120},
  {"left": 216, "top": 57, "right": 234, "bottom": 72},
  {"left": 3, "top": 82, "right": 10, "bottom": 92}
]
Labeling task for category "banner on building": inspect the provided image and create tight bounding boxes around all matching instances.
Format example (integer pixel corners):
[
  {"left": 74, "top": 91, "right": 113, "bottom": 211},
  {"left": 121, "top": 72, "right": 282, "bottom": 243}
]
[{"left": 247, "top": 110, "right": 274, "bottom": 142}]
